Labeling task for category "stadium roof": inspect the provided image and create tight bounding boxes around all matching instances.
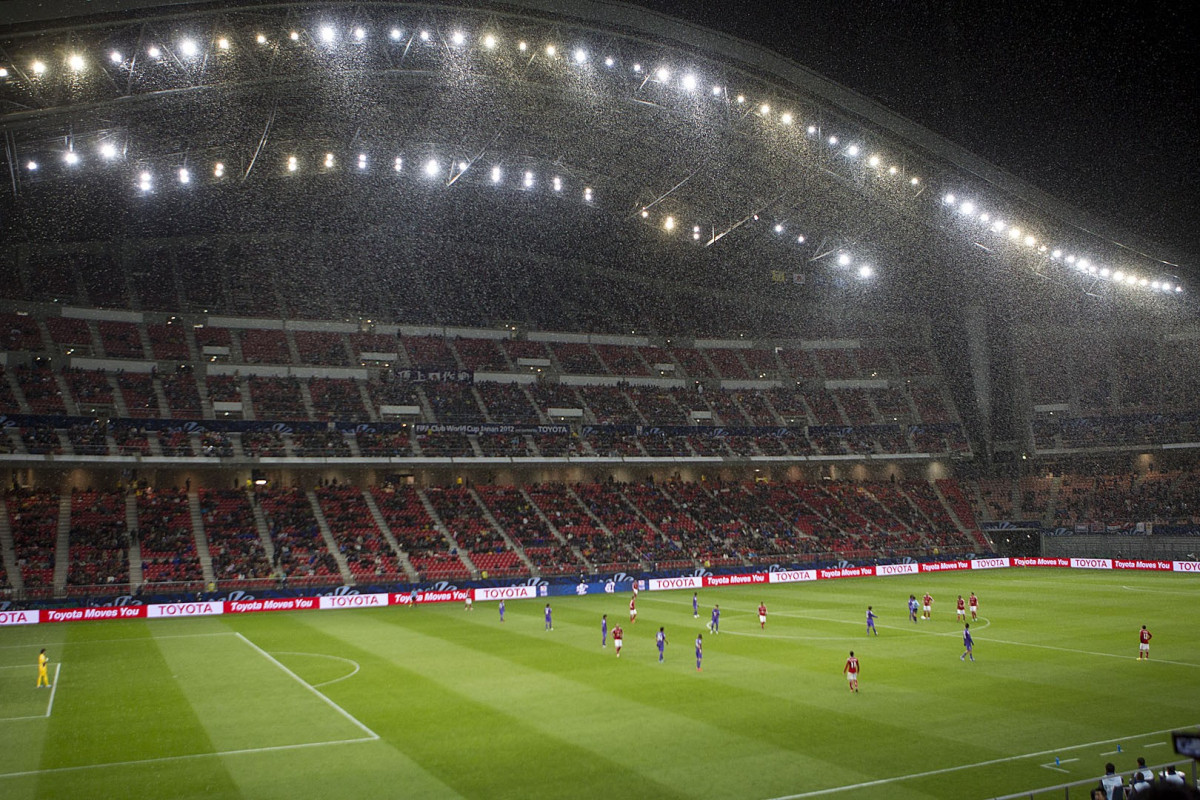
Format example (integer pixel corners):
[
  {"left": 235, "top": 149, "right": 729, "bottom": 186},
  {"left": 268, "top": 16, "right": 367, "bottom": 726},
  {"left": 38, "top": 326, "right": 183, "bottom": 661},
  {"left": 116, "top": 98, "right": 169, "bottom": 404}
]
[{"left": 0, "top": 1, "right": 1191, "bottom": 323}]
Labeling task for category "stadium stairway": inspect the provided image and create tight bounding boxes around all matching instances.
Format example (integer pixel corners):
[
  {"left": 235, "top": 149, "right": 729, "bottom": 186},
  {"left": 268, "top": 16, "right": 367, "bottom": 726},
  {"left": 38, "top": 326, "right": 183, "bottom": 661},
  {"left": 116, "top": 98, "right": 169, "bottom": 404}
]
[
  {"left": 108, "top": 375, "right": 130, "bottom": 417},
  {"left": 417, "top": 490, "right": 480, "bottom": 578},
  {"left": 355, "top": 382, "right": 381, "bottom": 423},
  {"left": 187, "top": 491, "right": 216, "bottom": 587},
  {"left": 54, "top": 373, "right": 80, "bottom": 416},
  {"left": 151, "top": 381, "right": 172, "bottom": 418},
  {"left": 126, "top": 493, "right": 143, "bottom": 588},
  {"left": 0, "top": 503, "right": 26, "bottom": 596},
  {"left": 297, "top": 382, "right": 318, "bottom": 422},
  {"left": 466, "top": 487, "right": 537, "bottom": 576},
  {"left": 304, "top": 490, "right": 354, "bottom": 585},
  {"left": 518, "top": 487, "right": 594, "bottom": 572},
  {"left": 358, "top": 490, "right": 420, "bottom": 582},
  {"left": 52, "top": 495, "right": 71, "bottom": 597},
  {"left": 248, "top": 497, "right": 278, "bottom": 569},
  {"left": 3, "top": 368, "right": 31, "bottom": 414},
  {"left": 933, "top": 480, "right": 980, "bottom": 547}
]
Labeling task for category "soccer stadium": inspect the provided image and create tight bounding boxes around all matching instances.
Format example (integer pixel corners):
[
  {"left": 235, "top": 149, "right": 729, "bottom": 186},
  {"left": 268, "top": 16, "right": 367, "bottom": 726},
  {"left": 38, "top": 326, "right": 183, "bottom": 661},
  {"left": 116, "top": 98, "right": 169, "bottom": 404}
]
[{"left": 1, "top": 1, "right": 1198, "bottom": 798}]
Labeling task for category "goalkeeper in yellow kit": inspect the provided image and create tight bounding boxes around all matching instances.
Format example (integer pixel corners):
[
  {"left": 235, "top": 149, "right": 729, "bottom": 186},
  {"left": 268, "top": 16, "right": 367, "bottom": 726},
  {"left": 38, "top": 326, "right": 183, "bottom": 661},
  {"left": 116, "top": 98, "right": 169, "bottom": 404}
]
[{"left": 37, "top": 648, "right": 51, "bottom": 688}]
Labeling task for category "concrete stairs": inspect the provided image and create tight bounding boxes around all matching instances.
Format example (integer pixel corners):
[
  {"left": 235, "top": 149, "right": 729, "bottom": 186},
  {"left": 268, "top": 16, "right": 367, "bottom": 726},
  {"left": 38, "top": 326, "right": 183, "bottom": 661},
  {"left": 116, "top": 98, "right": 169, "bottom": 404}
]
[
  {"left": 52, "top": 495, "right": 71, "bottom": 598},
  {"left": 360, "top": 489, "right": 420, "bottom": 582},
  {"left": 188, "top": 491, "right": 216, "bottom": 586},
  {"left": 305, "top": 490, "right": 354, "bottom": 585},
  {"left": 125, "top": 494, "right": 143, "bottom": 588}
]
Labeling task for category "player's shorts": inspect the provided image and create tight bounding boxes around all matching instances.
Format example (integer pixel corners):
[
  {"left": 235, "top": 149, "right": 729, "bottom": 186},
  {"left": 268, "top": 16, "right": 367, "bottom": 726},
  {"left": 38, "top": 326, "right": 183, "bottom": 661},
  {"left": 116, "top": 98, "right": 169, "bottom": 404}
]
[
  {"left": 631, "top": 609, "right": 637, "bottom": 617},
  {"left": 923, "top": 604, "right": 931, "bottom": 612},
  {"left": 969, "top": 604, "right": 978, "bottom": 611},
  {"left": 615, "top": 639, "right": 623, "bottom": 648},
  {"left": 846, "top": 671, "right": 857, "bottom": 682},
  {"left": 1140, "top": 643, "right": 1149, "bottom": 651},
  {"left": 759, "top": 614, "right": 766, "bottom": 624}
]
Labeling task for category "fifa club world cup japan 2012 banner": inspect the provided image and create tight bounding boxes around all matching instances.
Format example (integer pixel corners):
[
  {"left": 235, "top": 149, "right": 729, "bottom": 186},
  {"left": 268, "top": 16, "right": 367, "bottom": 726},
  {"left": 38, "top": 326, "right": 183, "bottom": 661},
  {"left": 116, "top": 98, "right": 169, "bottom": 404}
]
[{"left": 2, "top": 557, "right": 1196, "bottom": 627}]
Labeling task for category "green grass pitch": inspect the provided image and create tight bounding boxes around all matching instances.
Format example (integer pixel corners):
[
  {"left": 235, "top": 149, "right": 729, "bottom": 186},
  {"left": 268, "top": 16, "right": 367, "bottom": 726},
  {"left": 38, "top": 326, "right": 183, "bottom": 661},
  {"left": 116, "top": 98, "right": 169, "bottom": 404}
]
[{"left": 1, "top": 568, "right": 1198, "bottom": 799}]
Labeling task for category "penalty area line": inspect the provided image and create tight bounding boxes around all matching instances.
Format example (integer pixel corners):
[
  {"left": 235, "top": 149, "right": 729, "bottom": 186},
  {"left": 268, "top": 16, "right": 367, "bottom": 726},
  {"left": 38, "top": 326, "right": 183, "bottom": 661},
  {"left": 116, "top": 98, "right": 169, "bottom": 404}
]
[{"left": 761, "top": 722, "right": 1200, "bottom": 799}]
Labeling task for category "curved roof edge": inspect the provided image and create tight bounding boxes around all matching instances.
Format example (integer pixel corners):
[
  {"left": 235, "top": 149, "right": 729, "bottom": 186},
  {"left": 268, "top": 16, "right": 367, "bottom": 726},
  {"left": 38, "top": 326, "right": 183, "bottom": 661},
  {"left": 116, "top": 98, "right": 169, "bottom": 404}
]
[{"left": 2, "top": 0, "right": 1187, "bottom": 270}]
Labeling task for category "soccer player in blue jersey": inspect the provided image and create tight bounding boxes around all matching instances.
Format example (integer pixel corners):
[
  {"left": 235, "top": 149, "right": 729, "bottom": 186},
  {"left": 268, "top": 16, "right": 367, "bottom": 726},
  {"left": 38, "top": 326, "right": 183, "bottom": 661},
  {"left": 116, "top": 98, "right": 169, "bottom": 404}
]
[
  {"left": 708, "top": 604, "right": 720, "bottom": 634},
  {"left": 656, "top": 627, "right": 667, "bottom": 662},
  {"left": 601, "top": 614, "right": 608, "bottom": 647},
  {"left": 960, "top": 623, "right": 974, "bottom": 661},
  {"left": 693, "top": 592, "right": 699, "bottom": 618},
  {"left": 908, "top": 595, "right": 919, "bottom": 623},
  {"left": 695, "top": 634, "right": 703, "bottom": 671},
  {"left": 544, "top": 603, "right": 553, "bottom": 631},
  {"left": 499, "top": 599, "right": 505, "bottom": 622},
  {"left": 866, "top": 606, "right": 878, "bottom": 636}
]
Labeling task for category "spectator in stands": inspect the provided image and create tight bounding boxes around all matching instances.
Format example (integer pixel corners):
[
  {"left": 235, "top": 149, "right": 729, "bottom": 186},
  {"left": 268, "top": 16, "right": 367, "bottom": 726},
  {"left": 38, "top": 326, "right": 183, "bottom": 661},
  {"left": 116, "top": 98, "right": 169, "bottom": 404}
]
[{"left": 1100, "top": 763, "right": 1125, "bottom": 800}]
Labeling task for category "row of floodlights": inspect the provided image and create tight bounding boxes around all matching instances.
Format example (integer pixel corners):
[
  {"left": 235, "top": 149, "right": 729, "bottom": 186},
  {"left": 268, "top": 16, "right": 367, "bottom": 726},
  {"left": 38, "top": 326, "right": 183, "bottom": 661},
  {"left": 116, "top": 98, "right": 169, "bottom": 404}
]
[
  {"left": 942, "top": 194, "right": 1182, "bottom": 294},
  {"left": 1, "top": 27, "right": 921, "bottom": 185}
]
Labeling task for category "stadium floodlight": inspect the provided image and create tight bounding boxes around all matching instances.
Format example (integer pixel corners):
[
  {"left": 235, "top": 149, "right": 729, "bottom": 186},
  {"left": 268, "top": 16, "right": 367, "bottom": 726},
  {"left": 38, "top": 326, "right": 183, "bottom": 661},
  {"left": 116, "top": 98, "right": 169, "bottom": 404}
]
[
  {"left": 910, "top": 177, "right": 920, "bottom": 185},
  {"left": 858, "top": 265, "right": 874, "bottom": 279},
  {"left": 214, "top": 162, "right": 225, "bottom": 178},
  {"left": 289, "top": 31, "right": 300, "bottom": 41},
  {"left": 868, "top": 155, "right": 881, "bottom": 167},
  {"left": 797, "top": 235, "right": 805, "bottom": 243},
  {"left": 943, "top": 193, "right": 956, "bottom": 205},
  {"left": 574, "top": 48, "right": 587, "bottom": 64},
  {"left": 780, "top": 112, "right": 793, "bottom": 124},
  {"left": 545, "top": 45, "right": 556, "bottom": 57},
  {"left": 641, "top": 209, "right": 649, "bottom": 218},
  {"left": 960, "top": 201, "right": 975, "bottom": 215},
  {"left": 354, "top": 28, "right": 366, "bottom": 42},
  {"left": 31, "top": 60, "right": 47, "bottom": 75},
  {"left": 979, "top": 213, "right": 990, "bottom": 223},
  {"left": 681, "top": 74, "right": 697, "bottom": 91},
  {"left": 774, "top": 224, "right": 783, "bottom": 233},
  {"left": 1007, "top": 227, "right": 1021, "bottom": 241},
  {"left": 393, "top": 157, "right": 402, "bottom": 172},
  {"left": 519, "top": 41, "right": 527, "bottom": 52},
  {"left": 1139, "top": 277, "right": 1149, "bottom": 286},
  {"left": 67, "top": 54, "right": 86, "bottom": 71},
  {"left": 582, "top": 186, "right": 594, "bottom": 202},
  {"left": 846, "top": 145, "right": 860, "bottom": 157},
  {"left": 484, "top": 34, "right": 497, "bottom": 49},
  {"left": 148, "top": 46, "right": 161, "bottom": 59},
  {"left": 1077, "top": 258, "right": 1090, "bottom": 269},
  {"left": 320, "top": 26, "right": 337, "bottom": 43},
  {"left": 0, "top": 68, "right": 7, "bottom": 77},
  {"left": 451, "top": 31, "right": 465, "bottom": 45},
  {"left": 287, "top": 155, "right": 298, "bottom": 172},
  {"left": 1051, "top": 249, "right": 1062, "bottom": 259},
  {"left": 888, "top": 165, "right": 897, "bottom": 174},
  {"left": 760, "top": 103, "right": 770, "bottom": 115},
  {"left": 424, "top": 158, "right": 439, "bottom": 177},
  {"left": 1024, "top": 235, "right": 1036, "bottom": 247},
  {"left": 100, "top": 142, "right": 117, "bottom": 159},
  {"left": 711, "top": 85, "right": 722, "bottom": 95},
  {"left": 523, "top": 170, "right": 534, "bottom": 187},
  {"left": 491, "top": 165, "right": 502, "bottom": 183},
  {"left": 358, "top": 153, "right": 368, "bottom": 170},
  {"left": 807, "top": 125, "right": 817, "bottom": 135},
  {"left": 139, "top": 169, "right": 152, "bottom": 185},
  {"left": 256, "top": 34, "right": 267, "bottom": 44},
  {"left": 837, "top": 253, "right": 852, "bottom": 266},
  {"left": 632, "top": 63, "right": 641, "bottom": 72},
  {"left": 553, "top": 176, "right": 562, "bottom": 192},
  {"left": 26, "top": 161, "right": 38, "bottom": 170},
  {"left": 178, "top": 168, "right": 190, "bottom": 184},
  {"left": 605, "top": 57, "right": 614, "bottom": 67},
  {"left": 992, "top": 220, "right": 1006, "bottom": 233},
  {"left": 324, "top": 153, "right": 335, "bottom": 168},
  {"left": 457, "top": 161, "right": 468, "bottom": 173},
  {"left": 218, "top": 38, "right": 230, "bottom": 50},
  {"left": 656, "top": 67, "right": 670, "bottom": 81},
  {"left": 663, "top": 216, "right": 675, "bottom": 231},
  {"left": 63, "top": 151, "right": 80, "bottom": 165},
  {"left": 828, "top": 136, "right": 838, "bottom": 145},
  {"left": 693, "top": 227, "right": 701, "bottom": 240},
  {"left": 1176, "top": 285, "right": 1183, "bottom": 292},
  {"left": 180, "top": 39, "right": 198, "bottom": 57},
  {"left": 1151, "top": 281, "right": 1161, "bottom": 290},
  {"left": 391, "top": 28, "right": 403, "bottom": 41}
]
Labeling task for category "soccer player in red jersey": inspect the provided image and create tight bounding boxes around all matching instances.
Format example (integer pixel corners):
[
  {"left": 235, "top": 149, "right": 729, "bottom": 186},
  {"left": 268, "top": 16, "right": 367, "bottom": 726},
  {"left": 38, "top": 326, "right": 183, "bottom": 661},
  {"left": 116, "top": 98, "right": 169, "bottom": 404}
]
[
  {"left": 843, "top": 651, "right": 859, "bottom": 693},
  {"left": 956, "top": 595, "right": 966, "bottom": 621},
  {"left": 1138, "top": 625, "right": 1152, "bottom": 660},
  {"left": 758, "top": 602, "right": 767, "bottom": 629},
  {"left": 922, "top": 592, "right": 933, "bottom": 620},
  {"left": 629, "top": 595, "right": 637, "bottom": 623},
  {"left": 969, "top": 592, "right": 978, "bottom": 621},
  {"left": 613, "top": 625, "right": 624, "bottom": 657}
]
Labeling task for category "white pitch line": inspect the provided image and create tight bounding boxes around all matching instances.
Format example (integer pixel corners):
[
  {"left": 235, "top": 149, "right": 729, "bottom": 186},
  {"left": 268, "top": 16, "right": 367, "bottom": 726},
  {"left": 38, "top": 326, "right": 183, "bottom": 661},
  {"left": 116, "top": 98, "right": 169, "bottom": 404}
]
[
  {"left": 1145, "top": 742, "right": 1168, "bottom": 748},
  {"left": 980, "top": 636, "right": 1200, "bottom": 668},
  {"left": 761, "top": 722, "right": 1199, "bottom": 800},
  {"left": 45, "top": 663, "right": 60, "bottom": 717},
  {"left": 0, "top": 736, "right": 377, "bottom": 780},
  {"left": 270, "top": 650, "right": 362, "bottom": 688},
  {"left": 234, "top": 633, "right": 378, "bottom": 740}
]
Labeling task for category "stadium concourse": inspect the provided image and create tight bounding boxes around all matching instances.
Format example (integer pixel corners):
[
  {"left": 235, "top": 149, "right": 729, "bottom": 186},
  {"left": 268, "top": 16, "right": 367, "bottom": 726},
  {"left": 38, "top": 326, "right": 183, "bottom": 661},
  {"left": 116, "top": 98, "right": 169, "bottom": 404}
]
[{"left": 1, "top": 0, "right": 1199, "bottom": 611}]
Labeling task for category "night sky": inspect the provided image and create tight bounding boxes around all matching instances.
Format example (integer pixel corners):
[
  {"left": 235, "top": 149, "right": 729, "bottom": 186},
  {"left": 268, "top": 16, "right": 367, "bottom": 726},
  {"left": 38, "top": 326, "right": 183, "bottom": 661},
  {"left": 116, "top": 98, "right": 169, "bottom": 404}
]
[{"left": 640, "top": 0, "right": 1199, "bottom": 273}]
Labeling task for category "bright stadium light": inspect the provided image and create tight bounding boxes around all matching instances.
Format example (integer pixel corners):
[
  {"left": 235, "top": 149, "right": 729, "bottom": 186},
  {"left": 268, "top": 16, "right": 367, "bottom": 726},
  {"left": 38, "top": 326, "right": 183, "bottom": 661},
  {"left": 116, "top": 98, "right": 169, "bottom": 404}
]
[
  {"left": 868, "top": 155, "right": 881, "bottom": 167},
  {"left": 358, "top": 153, "right": 368, "bottom": 170},
  {"left": 693, "top": 226, "right": 701, "bottom": 240},
  {"left": 519, "top": 41, "right": 527, "bottom": 52},
  {"left": 828, "top": 136, "right": 838, "bottom": 145},
  {"left": 846, "top": 145, "right": 860, "bottom": 157},
  {"left": 910, "top": 177, "right": 920, "bottom": 185},
  {"left": 100, "top": 142, "right": 117, "bottom": 159},
  {"left": 320, "top": 26, "right": 336, "bottom": 43},
  {"left": 491, "top": 165, "right": 502, "bottom": 183},
  {"left": 179, "top": 39, "right": 198, "bottom": 57},
  {"left": 979, "top": 213, "right": 990, "bottom": 223},
  {"left": 324, "top": 153, "right": 335, "bottom": 168},
  {"left": 289, "top": 31, "right": 300, "bottom": 41},
  {"left": 424, "top": 158, "right": 439, "bottom": 176},
  {"left": 1008, "top": 227, "right": 1021, "bottom": 241},
  {"left": 960, "top": 201, "right": 975, "bottom": 215},
  {"left": 553, "top": 176, "right": 562, "bottom": 192},
  {"left": 147, "top": 46, "right": 161, "bottom": 59},
  {"left": 760, "top": 103, "right": 770, "bottom": 115},
  {"left": 109, "top": 50, "right": 124, "bottom": 63},
  {"left": 797, "top": 235, "right": 805, "bottom": 244},
  {"left": 574, "top": 48, "right": 587, "bottom": 64},
  {"left": 287, "top": 155, "right": 298, "bottom": 172},
  {"left": 391, "top": 28, "right": 403, "bottom": 41},
  {"left": 1077, "top": 258, "right": 1090, "bottom": 269},
  {"left": 943, "top": 193, "right": 956, "bottom": 205},
  {"left": 484, "top": 34, "right": 497, "bottom": 49},
  {"left": 641, "top": 208, "right": 649, "bottom": 218},
  {"left": 605, "top": 57, "right": 614, "bottom": 67},
  {"left": 451, "top": 31, "right": 465, "bottom": 45},
  {"left": 1051, "top": 249, "right": 1062, "bottom": 258},
  {"left": 218, "top": 38, "right": 230, "bottom": 50},
  {"left": 583, "top": 186, "right": 593, "bottom": 202},
  {"left": 393, "top": 157, "right": 402, "bottom": 172},
  {"left": 31, "top": 60, "right": 47, "bottom": 75},
  {"left": 656, "top": 67, "right": 670, "bottom": 81},
  {"left": 67, "top": 54, "right": 86, "bottom": 71},
  {"left": 858, "top": 265, "right": 874, "bottom": 279},
  {"left": 178, "top": 167, "right": 190, "bottom": 184},
  {"left": 523, "top": 170, "right": 534, "bottom": 188},
  {"left": 632, "top": 62, "right": 641, "bottom": 72},
  {"left": 711, "top": 85, "right": 722, "bottom": 95},
  {"left": 780, "top": 112, "right": 793, "bottom": 124},
  {"left": 837, "top": 253, "right": 852, "bottom": 266},
  {"left": 663, "top": 216, "right": 675, "bottom": 231},
  {"left": 0, "top": 68, "right": 7, "bottom": 77},
  {"left": 807, "top": 125, "right": 817, "bottom": 135},
  {"left": 682, "top": 73, "right": 698, "bottom": 91},
  {"left": 63, "top": 151, "right": 80, "bottom": 165},
  {"left": 256, "top": 34, "right": 267, "bottom": 44},
  {"left": 1024, "top": 235, "right": 1036, "bottom": 247},
  {"left": 139, "top": 170, "right": 152, "bottom": 190},
  {"left": 214, "top": 162, "right": 225, "bottom": 178},
  {"left": 354, "top": 27, "right": 366, "bottom": 42},
  {"left": 26, "top": 161, "right": 38, "bottom": 171}
]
